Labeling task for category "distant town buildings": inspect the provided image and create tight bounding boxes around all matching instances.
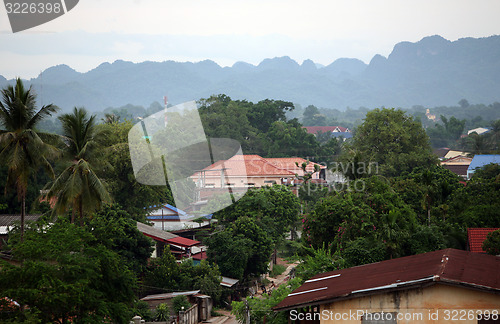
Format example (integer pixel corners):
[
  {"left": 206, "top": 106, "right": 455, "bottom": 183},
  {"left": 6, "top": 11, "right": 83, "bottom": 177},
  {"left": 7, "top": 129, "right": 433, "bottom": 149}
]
[
  {"left": 303, "top": 126, "right": 352, "bottom": 140},
  {"left": 467, "top": 127, "right": 491, "bottom": 135},
  {"left": 425, "top": 108, "right": 436, "bottom": 121}
]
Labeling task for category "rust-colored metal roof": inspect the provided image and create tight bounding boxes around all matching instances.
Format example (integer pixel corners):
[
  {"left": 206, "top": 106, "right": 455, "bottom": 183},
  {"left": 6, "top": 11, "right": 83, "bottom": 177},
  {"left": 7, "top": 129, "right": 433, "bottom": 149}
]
[
  {"left": 275, "top": 249, "right": 500, "bottom": 311},
  {"left": 467, "top": 228, "right": 499, "bottom": 253},
  {"left": 166, "top": 236, "right": 200, "bottom": 248},
  {"left": 442, "top": 164, "right": 469, "bottom": 177}
]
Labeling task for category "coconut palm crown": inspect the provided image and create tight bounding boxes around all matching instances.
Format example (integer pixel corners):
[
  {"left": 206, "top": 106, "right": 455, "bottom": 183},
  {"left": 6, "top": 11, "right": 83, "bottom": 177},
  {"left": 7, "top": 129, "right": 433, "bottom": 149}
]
[
  {"left": 0, "top": 77, "right": 59, "bottom": 239},
  {"left": 45, "top": 107, "right": 111, "bottom": 224}
]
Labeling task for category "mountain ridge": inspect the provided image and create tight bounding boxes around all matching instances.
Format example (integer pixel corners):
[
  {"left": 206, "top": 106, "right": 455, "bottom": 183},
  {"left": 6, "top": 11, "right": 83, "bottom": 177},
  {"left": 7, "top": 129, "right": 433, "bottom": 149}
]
[{"left": 1, "top": 35, "right": 499, "bottom": 111}]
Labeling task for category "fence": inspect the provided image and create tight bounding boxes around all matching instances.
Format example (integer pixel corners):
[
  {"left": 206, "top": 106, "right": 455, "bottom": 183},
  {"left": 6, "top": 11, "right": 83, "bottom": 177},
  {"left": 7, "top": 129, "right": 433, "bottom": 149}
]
[{"left": 179, "top": 303, "right": 198, "bottom": 324}]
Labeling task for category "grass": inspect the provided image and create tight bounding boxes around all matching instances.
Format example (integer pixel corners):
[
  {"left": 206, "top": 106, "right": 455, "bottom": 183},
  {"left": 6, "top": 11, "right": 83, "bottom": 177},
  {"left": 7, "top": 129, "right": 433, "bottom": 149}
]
[{"left": 269, "top": 264, "right": 286, "bottom": 278}]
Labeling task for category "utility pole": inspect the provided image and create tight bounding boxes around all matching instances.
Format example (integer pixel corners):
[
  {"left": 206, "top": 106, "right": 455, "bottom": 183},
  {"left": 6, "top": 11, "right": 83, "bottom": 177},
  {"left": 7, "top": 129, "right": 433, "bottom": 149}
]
[{"left": 245, "top": 300, "right": 250, "bottom": 324}]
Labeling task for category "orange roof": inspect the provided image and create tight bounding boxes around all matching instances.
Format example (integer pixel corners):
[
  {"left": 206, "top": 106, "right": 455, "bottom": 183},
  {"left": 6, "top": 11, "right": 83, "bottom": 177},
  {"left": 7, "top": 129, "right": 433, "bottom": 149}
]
[
  {"left": 198, "top": 155, "right": 295, "bottom": 177},
  {"left": 266, "top": 157, "right": 326, "bottom": 173},
  {"left": 467, "top": 228, "right": 499, "bottom": 253}
]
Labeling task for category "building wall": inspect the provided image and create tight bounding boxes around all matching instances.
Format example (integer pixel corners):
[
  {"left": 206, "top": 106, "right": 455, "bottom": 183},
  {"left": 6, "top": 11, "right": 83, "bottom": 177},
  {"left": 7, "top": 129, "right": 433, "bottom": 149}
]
[
  {"left": 198, "top": 175, "right": 291, "bottom": 188},
  {"left": 318, "top": 284, "right": 500, "bottom": 323}
]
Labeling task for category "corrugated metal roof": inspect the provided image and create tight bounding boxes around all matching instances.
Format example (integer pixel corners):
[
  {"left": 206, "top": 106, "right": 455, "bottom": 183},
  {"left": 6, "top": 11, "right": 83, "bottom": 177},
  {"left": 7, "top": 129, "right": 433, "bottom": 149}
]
[
  {"left": 136, "top": 221, "right": 178, "bottom": 241},
  {"left": 0, "top": 214, "right": 42, "bottom": 226},
  {"left": 468, "top": 155, "right": 500, "bottom": 172},
  {"left": 166, "top": 236, "right": 200, "bottom": 248},
  {"left": 433, "top": 147, "right": 450, "bottom": 159},
  {"left": 442, "top": 164, "right": 469, "bottom": 177},
  {"left": 331, "top": 132, "right": 353, "bottom": 139},
  {"left": 221, "top": 276, "right": 239, "bottom": 287},
  {"left": 275, "top": 249, "right": 500, "bottom": 311},
  {"left": 141, "top": 290, "right": 200, "bottom": 301},
  {"left": 468, "top": 228, "right": 499, "bottom": 253}
]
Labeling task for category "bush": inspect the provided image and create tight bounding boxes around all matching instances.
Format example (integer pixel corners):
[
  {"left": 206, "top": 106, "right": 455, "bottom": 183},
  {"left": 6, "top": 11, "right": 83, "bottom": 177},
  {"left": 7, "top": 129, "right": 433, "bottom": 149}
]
[
  {"left": 155, "top": 303, "right": 170, "bottom": 322},
  {"left": 132, "top": 300, "right": 153, "bottom": 322},
  {"left": 483, "top": 229, "right": 500, "bottom": 255},
  {"left": 172, "top": 295, "right": 191, "bottom": 314}
]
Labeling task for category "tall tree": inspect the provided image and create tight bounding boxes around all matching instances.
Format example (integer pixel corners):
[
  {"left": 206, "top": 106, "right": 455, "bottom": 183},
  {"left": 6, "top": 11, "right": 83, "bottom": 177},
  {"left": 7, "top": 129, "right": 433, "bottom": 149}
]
[
  {"left": 0, "top": 78, "right": 58, "bottom": 240},
  {"left": 45, "top": 107, "right": 110, "bottom": 224},
  {"left": 345, "top": 108, "right": 437, "bottom": 177}
]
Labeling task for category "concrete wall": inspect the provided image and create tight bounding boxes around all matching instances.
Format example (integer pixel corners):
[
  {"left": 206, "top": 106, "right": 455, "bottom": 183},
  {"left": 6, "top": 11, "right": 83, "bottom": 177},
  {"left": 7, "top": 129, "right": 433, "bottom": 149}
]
[{"left": 317, "top": 284, "right": 500, "bottom": 324}]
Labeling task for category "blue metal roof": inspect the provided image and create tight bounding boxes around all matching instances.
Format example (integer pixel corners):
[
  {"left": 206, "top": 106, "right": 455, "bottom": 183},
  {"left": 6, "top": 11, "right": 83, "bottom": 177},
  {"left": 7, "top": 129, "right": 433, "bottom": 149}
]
[
  {"left": 331, "top": 132, "right": 353, "bottom": 139},
  {"left": 467, "top": 155, "right": 500, "bottom": 172},
  {"left": 164, "top": 204, "right": 188, "bottom": 217},
  {"left": 145, "top": 203, "right": 188, "bottom": 217}
]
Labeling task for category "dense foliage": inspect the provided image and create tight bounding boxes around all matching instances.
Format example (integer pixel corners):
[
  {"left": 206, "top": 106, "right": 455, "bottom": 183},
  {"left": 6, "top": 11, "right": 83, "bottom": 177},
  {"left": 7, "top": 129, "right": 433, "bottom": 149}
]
[
  {"left": 0, "top": 220, "right": 137, "bottom": 323},
  {"left": 1, "top": 80, "right": 499, "bottom": 324}
]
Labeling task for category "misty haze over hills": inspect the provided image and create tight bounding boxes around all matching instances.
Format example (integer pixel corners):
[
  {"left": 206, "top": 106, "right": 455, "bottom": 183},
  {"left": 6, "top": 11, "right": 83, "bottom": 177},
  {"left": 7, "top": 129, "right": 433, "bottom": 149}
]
[{"left": 1, "top": 35, "right": 500, "bottom": 112}]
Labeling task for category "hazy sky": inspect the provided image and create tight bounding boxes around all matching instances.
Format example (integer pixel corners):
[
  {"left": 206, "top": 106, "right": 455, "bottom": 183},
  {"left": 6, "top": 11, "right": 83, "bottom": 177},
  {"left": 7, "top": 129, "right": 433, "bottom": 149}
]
[{"left": 1, "top": 0, "right": 500, "bottom": 79}]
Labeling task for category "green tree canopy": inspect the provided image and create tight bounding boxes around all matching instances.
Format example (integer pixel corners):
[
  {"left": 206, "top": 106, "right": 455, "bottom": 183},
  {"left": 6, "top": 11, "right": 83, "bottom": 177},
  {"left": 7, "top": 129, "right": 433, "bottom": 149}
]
[
  {"left": 0, "top": 220, "right": 136, "bottom": 323},
  {"left": 97, "top": 120, "right": 173, "bottom": 219},
  {"left": 345, "top": 108, "right": 437, "bottom": 177},
  {"left": 44, "top": 107, "right": 111, "bottom": 224},
  {"left": 214, "top": 185, "right": 300, "bottom": 243}
]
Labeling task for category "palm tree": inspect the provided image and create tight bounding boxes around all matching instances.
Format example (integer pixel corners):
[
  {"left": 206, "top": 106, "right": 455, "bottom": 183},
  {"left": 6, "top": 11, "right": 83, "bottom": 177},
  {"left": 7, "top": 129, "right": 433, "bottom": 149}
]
[
  {"left": 45, "top": 107, "right": 111, "bottom": 225},
  {"left": 0, "top": 78, "right": 59, "bottom": 240}
]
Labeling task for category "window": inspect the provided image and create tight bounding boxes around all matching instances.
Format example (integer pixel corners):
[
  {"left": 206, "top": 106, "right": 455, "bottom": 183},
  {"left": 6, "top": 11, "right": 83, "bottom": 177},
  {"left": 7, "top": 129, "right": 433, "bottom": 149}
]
[
  {"left": 245, "top": 183, "right": 255, "bottom": 187},
  {"left": 204, "top": 183, "right": 215, "bottom": 188},
  {"left": 264, "top": 180, "right": 276, "bottom": 184}
]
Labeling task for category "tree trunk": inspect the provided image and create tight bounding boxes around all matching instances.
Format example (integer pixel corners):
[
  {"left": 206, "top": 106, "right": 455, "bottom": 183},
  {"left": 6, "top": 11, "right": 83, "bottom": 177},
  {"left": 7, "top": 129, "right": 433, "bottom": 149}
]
[
  {"left": 71, "top": 201, "right": 76, "bottom": 224},
  {"left": 427, "top": 208, "right": 431, "bottom": 226},
  {"left": 79, "top": 201, "right": 84, "bottom": 227},
  {"left": 21, "top": 195, "right": 25, "bottom": 241}
]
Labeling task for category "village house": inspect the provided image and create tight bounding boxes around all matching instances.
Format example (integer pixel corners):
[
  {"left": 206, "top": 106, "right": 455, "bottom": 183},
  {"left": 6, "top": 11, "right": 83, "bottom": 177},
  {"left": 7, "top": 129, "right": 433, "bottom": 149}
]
[
  {"left": 467, "top": 155, "right": 500, "bottom": 179},
  {"left": 467, "top": 127, "right": 491, "bottom": 136},
  {"left": 303, "top": 126, "right": 352, "bottom": 140},
  {"left": 140, "top": 290, "right": 212, "bottom": 323},
  {"left": 191, "top": 154, "right": 296, "bottom": 189},
  {"left": 191, "top": 155, "right": 326, "bottom": 190},
  {"left": 274, "top": 249, "right": 500, "bottom": 323},
  {"left": 146, "top": 203, "right": 211, "bottom": 231},
  {"left": 441, "top": 155, "right": 473, "bottom": 179},
  {"left": 136, "top": 221, "right": 202, "bottom": 260}
]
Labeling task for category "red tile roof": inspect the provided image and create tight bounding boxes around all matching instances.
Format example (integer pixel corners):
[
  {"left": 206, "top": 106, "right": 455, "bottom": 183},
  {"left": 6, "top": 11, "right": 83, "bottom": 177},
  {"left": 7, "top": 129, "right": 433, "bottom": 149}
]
[
  {"left": 274, "top": 249, "right": 500, "bottom": 311},
  {"left": 198, "top": 155, "right": 295, "bottom": 177},
  {"left": 303, "top": 126, "right": 349, "bottom": 134},
  {"left": 467, "top": 228, "right": 499, "bottom": 253},
  {"left": 266, "top": 157, "right": 326, "bottom": 174}
]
